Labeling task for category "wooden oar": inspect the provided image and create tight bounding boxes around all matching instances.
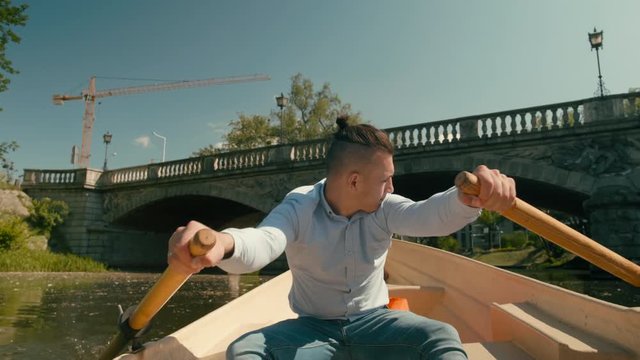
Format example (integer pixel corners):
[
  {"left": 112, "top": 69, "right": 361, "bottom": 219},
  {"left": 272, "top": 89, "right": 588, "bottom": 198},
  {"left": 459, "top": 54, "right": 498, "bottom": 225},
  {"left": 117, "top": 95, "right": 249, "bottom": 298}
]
[
  {"left": 98, "top": 228, "right": 217, "bottom": 360},
  {"left": 455, "top": 171, "right": 640, "bottom": 287}
]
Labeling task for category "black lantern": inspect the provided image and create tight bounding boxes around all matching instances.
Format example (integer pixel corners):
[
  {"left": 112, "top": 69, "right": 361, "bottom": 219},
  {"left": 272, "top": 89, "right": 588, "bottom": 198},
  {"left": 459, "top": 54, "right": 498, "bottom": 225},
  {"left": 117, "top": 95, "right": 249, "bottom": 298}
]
[
  {"left": 102, "top": 131, "right": 112, "bottom": 171},
  {"left": 275, "top": 93, "right": 289, "bottom": 143},
  {"left": 588, "top": 27, "right": 607, "bottom": 97}
]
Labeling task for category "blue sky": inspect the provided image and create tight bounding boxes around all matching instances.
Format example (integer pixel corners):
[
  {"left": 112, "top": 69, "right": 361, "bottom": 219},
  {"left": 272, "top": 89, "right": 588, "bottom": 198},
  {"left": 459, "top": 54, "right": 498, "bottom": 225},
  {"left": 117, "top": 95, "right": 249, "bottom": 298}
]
[{"left": 1, "top": 0, "right": 639, "bottom": 175}]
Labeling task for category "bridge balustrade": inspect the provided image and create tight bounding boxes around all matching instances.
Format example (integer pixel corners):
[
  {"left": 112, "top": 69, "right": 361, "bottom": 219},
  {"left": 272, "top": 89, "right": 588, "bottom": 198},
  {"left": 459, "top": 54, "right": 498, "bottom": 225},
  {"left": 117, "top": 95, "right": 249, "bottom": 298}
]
[
  {"left": 291, "top": 140, "right": 328, "bottom": 161},
  {"left": 21, "top": 93, "right": 640, "bottom": 190}
]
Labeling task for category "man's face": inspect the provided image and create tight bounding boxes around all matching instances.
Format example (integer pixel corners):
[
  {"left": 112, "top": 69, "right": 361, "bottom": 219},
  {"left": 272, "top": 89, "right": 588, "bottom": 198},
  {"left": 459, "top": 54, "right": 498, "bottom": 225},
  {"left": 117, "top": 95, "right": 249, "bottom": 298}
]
[{"left": 357, "top": 151, "right": 394, "bottom": 213}]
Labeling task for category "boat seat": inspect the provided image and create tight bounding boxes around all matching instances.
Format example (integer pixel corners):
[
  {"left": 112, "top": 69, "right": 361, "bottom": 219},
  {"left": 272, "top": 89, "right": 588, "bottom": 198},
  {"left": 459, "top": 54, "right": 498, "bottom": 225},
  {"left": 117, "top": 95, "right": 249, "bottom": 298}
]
[
  {"left": 386, "top": 284, "right": 445, "bottom": 316},
  {"left": 463, "top": 341, "right": 534, "bottom": 360},
  {"left": 491, "top": 302, "right": 633, "bottom": 360}
]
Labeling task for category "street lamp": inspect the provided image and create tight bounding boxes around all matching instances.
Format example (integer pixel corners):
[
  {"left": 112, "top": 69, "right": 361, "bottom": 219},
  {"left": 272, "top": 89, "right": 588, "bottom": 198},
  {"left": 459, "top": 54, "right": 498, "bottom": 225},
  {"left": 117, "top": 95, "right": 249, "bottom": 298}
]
[
  {"left": 152, "top": 131, "right": 166, "bottom": 162},
  {"left": 275, "top": 92, "right": 288, "bottom": 144},
  {"left": 102, "top": 131, "right": 112, "bottom": 171},
  {"left": 588, "top": 27, "right": 608, "bottom": 97}
]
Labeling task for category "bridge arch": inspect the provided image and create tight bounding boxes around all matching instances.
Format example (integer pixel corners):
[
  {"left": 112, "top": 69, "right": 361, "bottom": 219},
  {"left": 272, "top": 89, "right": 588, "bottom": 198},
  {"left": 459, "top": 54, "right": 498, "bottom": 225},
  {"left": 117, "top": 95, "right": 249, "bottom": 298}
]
[
  {"left": 104, "top": 181, "right": 277, "bottom": 224},
  {"left": 393, "top": 154, "right": 595, "bottom": 216}
]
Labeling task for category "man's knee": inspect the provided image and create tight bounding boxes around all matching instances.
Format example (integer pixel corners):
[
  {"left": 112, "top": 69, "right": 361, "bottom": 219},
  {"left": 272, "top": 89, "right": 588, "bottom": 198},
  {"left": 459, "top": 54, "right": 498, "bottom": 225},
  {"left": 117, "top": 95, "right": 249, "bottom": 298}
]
[
  {"left": 424, "top": 322, "right": 466, "bottom": 359},
  {"left": 434, "top": 322, "right": 462, "bottom": 341},
  {"left": 226, "top": 332, "right": 267, "bottom": 359}
]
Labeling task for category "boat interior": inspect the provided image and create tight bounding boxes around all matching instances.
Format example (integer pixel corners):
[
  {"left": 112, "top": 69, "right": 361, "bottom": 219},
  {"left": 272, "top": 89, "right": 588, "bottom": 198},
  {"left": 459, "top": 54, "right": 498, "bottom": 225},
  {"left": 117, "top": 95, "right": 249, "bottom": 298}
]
[{"left": 118, "top": 240, "right": 640, "bottom": 360}]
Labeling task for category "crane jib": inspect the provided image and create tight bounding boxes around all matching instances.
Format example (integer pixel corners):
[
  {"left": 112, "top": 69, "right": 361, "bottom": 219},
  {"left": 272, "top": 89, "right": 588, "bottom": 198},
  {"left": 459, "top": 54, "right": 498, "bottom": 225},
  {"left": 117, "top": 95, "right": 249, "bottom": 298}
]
[{"left": 52, "top": 74, "right": 271, "bottom": 168}]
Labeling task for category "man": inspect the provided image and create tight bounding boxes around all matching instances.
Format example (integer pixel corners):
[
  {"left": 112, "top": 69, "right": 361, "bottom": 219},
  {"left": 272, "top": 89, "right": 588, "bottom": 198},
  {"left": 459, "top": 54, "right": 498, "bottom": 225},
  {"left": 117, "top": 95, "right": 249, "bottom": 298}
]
[{"left": 168, "top": 117, "right": 516, "bottom": 359}]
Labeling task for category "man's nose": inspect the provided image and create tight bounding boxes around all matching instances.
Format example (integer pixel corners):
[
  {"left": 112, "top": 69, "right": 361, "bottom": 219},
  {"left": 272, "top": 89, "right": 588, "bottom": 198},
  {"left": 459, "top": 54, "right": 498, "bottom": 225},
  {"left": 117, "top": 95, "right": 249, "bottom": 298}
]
[{"left": 386, "top": 179, "right": 394, "bottom": 194}]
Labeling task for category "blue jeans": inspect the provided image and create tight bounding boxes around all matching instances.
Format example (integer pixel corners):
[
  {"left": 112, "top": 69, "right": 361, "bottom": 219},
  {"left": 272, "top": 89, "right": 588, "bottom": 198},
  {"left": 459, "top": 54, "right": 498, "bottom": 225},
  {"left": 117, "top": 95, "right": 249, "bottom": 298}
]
[{"left": 227, "top": 307, "right": 467, "bottom": 359}]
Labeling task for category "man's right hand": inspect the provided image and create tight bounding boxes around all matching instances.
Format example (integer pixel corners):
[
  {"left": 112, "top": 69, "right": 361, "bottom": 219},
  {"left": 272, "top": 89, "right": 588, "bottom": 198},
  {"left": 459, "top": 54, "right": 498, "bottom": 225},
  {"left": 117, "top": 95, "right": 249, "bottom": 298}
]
[{"left": 167, "top": 220, "right": 230, "bottom": 275}]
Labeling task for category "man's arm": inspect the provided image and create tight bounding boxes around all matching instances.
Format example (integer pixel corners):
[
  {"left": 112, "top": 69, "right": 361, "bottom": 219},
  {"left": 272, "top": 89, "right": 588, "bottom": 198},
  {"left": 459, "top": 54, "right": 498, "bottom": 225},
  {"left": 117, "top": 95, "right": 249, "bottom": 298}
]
[
  {"left": 383, "top": 165, "right": 515, "bottom": 236},
  {"left": 167, "top": 193, "right": 300, "bottom": 275}
]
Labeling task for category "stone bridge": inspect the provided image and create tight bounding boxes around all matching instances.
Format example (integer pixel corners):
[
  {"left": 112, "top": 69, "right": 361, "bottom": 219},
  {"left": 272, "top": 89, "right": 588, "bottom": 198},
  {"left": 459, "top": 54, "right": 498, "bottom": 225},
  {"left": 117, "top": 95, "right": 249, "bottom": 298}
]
[{"left": 22, "top": 94, "right": 640, "bottom": 269}]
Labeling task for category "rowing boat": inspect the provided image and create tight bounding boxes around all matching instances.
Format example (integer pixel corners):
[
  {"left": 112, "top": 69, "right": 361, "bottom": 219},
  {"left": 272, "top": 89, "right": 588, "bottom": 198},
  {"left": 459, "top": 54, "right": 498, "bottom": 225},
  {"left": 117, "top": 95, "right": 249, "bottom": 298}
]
[{"left": 114, "top": 239, "right": 640, "bottom": 360}]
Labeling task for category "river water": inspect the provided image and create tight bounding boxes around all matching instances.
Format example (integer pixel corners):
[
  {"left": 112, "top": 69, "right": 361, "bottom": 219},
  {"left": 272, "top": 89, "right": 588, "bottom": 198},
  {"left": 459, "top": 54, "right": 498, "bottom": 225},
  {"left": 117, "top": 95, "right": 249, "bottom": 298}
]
[
  {"left": 0, "top": 272, "right": 270, "bottom": 359},
  {"left": 0, "top": 270, "right": 638, "bottom": 360}
]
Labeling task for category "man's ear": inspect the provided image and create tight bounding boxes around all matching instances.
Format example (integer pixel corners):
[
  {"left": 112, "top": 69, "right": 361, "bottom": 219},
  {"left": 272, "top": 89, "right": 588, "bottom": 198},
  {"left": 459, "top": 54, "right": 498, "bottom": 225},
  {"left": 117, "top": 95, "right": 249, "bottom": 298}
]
[{"left": 347, "top": 171, "right": 360, "bottom": 191}]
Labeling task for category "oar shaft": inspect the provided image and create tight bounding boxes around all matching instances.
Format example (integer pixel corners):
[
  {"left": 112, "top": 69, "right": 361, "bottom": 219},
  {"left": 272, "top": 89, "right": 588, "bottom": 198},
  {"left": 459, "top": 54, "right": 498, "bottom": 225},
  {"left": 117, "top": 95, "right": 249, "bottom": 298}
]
[
  {"left": 129, "top": 228, "right": 217, "bottom": 330},
  {"left": 98, "top": 228, "right": 217, "bottom": 360},
  {"left": 99, "top": 332, "right": 127, "bottom": 360},
  {"left": 455, "top": 171, "right": 640, "bottom": 287}
]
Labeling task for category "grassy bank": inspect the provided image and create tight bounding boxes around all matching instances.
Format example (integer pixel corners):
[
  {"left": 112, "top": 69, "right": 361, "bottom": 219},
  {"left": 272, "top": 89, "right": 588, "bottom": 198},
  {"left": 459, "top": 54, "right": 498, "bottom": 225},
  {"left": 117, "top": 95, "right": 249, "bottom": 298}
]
[{"left": 0, "top": 248, "right": 108, "bottom": 272}]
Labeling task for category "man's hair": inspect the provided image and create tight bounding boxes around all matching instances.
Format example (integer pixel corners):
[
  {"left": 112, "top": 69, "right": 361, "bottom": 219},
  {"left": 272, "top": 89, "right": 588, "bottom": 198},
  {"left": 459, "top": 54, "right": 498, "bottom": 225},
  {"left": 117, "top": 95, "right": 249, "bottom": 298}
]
[{"left": 326, "top": 116, "right": 394, "bottom": 174}]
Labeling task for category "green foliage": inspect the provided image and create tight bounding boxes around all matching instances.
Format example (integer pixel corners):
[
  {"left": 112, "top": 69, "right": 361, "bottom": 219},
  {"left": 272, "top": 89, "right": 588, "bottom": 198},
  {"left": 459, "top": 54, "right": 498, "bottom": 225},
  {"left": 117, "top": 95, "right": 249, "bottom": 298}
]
[
  {"left": 0, "top": 215, "right": 28, "bottom": 251},
  {"left": 0, "top": 140, "right": 19, "bottom": 183},
  {"left": 195, "top": 73, "right": 363, "bottom": 153},
  {"left": 0, "top": 248, "right": 107, "bottom": 272},
  {"left": 500, "top": 231, "right": 530, "bottom": 250},
  {"left": 436, "top": 236, "right": 461, "bottom": 253},
  {"left": 191, "top": 143, "right": 225, "bottom": 157},
  {"left": 224, "top": 114, "right": 275, "bottom": 150},
  {"left": 27, "top": 197, "right": 69, "bottom": 236},
  {"left": 0, "top": 0, "right": 29, "bottom": 97},
  {"left": 477, "top": 209, "right": 501, "bottom": 227}
]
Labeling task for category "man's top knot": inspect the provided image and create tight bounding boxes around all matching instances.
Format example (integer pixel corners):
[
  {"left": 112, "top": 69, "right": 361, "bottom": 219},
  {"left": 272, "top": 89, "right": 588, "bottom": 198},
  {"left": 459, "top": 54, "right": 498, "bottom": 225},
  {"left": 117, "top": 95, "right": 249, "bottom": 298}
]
[{"left": 336, "top": 115, "right": 349, "bottom": 130}]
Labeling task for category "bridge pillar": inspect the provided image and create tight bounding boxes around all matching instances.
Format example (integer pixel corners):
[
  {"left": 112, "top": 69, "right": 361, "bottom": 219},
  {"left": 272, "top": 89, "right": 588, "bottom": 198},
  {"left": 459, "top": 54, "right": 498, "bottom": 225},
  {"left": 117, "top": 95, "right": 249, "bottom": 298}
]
[
  {"left": 584, "top": 180, "right": 640, "bottom": 264},
  {"left": 582, "top": 97, "right": 625, "bottom": 123}
]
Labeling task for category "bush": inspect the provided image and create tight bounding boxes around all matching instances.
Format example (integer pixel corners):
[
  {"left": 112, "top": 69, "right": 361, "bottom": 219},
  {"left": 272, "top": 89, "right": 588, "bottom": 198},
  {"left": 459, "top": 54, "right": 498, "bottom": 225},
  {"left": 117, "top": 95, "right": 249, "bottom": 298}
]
[
  {"left": 0, "top": 216, "right": 30, "bottom": 251},
  {"left": 436, "top": 236, "right": 461, "bottom": 253},
  {"left": 501, "top": 231, "right": 530, "bottom": 250},
  {"left": 27, "top": 197, "right": 69, "bottom": 236}
]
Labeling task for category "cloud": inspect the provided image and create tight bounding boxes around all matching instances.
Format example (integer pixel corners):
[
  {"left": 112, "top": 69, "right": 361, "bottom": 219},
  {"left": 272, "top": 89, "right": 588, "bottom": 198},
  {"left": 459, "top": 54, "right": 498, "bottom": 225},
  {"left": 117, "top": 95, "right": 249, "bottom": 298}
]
[{"left": 134, "top": 135, "right": 151, "bottom": 148}]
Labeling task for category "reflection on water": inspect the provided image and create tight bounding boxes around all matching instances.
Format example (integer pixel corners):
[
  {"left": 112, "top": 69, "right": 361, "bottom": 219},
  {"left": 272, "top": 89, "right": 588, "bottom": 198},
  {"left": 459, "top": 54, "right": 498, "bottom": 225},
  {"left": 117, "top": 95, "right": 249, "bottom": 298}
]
[
  {"left": 0, "top": 272, "right": 269, "bottom": 359},
  {"left": 0, "top": 269, "right": 638, "bottom": 359}
]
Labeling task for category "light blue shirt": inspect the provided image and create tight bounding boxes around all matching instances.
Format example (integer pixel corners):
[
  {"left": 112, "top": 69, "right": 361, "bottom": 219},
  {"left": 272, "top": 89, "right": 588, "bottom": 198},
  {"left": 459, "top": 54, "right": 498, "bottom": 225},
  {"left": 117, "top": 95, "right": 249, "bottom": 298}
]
[{"left": 219, "top": 179, "right": 480, "bottom": 320}]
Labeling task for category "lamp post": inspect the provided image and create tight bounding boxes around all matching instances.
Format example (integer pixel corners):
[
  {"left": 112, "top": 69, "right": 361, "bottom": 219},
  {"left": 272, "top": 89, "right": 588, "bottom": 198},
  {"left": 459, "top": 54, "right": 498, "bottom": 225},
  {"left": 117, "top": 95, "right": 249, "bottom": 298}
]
[
  {"left": 275, "top": 92, "right": 288, "bottom": 144},
  {"left": 102, "top": 131, "right": 112, "bottom": 171},
  {"left": 588, "top": 27, "right": 608, "bottom": 97},
  {"left": 152, "top": 131, "right": 166, "bottom": 162}
]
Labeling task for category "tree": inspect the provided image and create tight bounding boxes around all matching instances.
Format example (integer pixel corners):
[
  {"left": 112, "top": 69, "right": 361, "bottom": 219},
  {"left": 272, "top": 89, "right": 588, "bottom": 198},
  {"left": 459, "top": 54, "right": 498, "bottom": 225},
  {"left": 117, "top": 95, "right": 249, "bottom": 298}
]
[
  {"left": 278, "top": 73, "right": 362, "bottom": 144},
  {"left": 194, "top": 73, "right": 363, "bottom": 154},
  {"left": 0, "top": 140, "right": 19, "bottom": 184},
  {"left": 0, "top": 1, "right": 28, "bottom": 183},
  {"left": 477, "top": 209, "right": 503, "bottom": 248},
  {"left": 224, "top": 114, "right": 274, "bottom": 151},
  {"left": 0, "top": 0, "right": 29, "bottom": 100}
]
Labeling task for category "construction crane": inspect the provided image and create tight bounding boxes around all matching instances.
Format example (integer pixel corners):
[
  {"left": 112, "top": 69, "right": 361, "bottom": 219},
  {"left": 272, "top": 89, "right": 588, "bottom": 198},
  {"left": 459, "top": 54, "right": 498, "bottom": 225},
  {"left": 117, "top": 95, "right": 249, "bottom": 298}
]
[{"left": 53, "top": 74, "right": 271, "bottom": 168}]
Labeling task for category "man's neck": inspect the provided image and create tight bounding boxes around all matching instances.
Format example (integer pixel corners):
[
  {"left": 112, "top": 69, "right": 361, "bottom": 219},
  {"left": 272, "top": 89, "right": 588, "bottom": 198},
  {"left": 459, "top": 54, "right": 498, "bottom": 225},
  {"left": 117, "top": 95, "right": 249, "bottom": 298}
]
[{"left": 323, "top": 178, "right": 357, "bottom": 219}]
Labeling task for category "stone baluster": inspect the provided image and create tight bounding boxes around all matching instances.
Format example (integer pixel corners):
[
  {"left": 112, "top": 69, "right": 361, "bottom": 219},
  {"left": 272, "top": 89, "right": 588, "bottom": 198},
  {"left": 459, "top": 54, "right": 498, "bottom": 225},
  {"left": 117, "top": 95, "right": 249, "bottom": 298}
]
[
  {"left": 479, "top": 118, "right": 487, "bottom": 139},
  {"left": 517, "top": 112, "right": 526, "bottom": 133},
  {"left": 550, "top": 108, "right": 559, "bottom": 129},
  {"left": 490, "top": 117, "right": 498, "bottom": 138},
  {"left": 450, "top": 123, "right": 459, "bottom": 142}
]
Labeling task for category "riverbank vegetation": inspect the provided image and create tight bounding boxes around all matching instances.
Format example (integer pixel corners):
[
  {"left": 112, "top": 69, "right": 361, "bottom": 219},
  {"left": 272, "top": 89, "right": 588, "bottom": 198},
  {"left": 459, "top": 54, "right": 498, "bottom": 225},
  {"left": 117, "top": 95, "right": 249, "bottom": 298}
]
[
  {"left": 0, "top": 193, "right": 108, "bottom": 272},
  {"left": 410, "top": 210, "right": 577, "bottom": 269},
  {"left": 0, "top": 247, "right": 107, "bottom": 271}
]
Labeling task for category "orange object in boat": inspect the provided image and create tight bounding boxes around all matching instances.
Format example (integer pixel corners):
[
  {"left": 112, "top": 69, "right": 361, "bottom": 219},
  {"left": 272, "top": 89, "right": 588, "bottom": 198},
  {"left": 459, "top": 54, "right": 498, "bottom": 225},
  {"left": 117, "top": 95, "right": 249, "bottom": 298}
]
[{"left": 388, "top": 297, "right": 410, "bottom": 311}]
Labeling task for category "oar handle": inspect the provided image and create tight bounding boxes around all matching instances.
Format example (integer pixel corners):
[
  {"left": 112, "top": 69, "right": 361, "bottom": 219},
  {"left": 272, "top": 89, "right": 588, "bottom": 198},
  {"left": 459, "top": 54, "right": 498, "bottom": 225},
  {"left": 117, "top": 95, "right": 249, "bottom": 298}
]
[
  {"left": 128, "top": 228, "right": 217, "bottom": 330},
  {"left": 455, "top": 171, "right": 640, "bottom": 287}
]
